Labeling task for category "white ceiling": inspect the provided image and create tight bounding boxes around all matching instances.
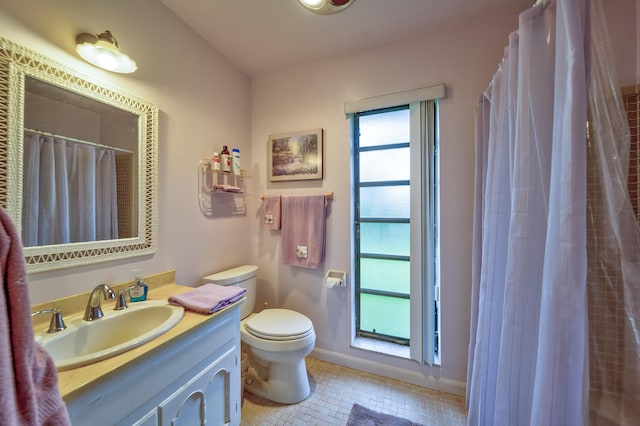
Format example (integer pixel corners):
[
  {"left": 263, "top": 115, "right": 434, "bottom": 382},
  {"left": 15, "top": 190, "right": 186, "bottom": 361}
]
[{"left": 160, "top": 0, "right": 530, "bottom": 77}]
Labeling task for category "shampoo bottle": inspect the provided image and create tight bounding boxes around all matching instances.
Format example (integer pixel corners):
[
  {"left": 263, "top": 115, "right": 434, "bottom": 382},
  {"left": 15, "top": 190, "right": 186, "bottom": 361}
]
[
  {"left": 232, "top": 148, "right": 241, "bottom": 175},
  {"left": 129, "top": 270, "right": 148, "bottom": 302},
  {"left": 212, "top": 152, "right": 221, "bottom": 172},
  {"left": 221, "top": 145, "right": 231, "bottom": 174}
]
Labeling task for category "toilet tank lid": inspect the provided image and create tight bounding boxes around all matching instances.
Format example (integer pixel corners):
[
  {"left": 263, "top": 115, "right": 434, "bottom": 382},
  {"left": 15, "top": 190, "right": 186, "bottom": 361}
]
[{"left": 203, "top": 265, "right": 258, "bottom": 285}]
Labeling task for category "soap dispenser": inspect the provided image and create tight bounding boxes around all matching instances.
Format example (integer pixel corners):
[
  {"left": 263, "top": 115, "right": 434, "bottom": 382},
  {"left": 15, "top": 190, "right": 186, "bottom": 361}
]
[{"left": 129, "top": 270, "right": 148, "bottom": 302}]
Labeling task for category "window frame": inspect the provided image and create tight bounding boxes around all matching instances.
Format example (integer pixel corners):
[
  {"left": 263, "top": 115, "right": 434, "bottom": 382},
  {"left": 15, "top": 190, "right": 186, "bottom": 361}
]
[
  {"left": 353, "top": 105, "right": 412, "bottom": 345},
  {"left": 350, "top": 99, "right": 439, "bottom": 364}
]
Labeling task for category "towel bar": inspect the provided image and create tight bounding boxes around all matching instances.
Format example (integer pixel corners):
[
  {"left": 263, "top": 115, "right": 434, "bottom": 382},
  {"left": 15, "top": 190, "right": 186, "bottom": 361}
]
[{"left": 260, "top": 192, "right": 333, "bottom": 201}]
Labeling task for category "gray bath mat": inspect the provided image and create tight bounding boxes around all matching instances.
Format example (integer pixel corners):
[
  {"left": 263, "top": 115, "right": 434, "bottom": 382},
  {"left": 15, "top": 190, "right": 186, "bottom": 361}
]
[{"left": 346, "top": 403, "right": 424, "bottom": 426}]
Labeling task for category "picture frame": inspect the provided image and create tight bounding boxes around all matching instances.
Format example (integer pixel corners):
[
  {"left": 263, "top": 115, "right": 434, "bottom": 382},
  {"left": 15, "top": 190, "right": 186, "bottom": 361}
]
[{"left": 268, "top": 128, "right": 323, "bottom": 181}]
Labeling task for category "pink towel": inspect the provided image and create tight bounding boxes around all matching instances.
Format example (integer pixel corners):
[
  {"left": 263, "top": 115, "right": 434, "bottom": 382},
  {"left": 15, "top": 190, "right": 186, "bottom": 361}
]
[
  {"left": 213, "top": 184, "right": 242, "bottom": 193},
  {"left": 281, "top": 194, "right": 326, "bottom": 269},
  {"left": 0, "top": 208, "right": 71, "bottom": 425},
  {"left": 168, "top": 284, "right": 247, "bottom": 315},
  {"left": 263, "top": 195, "right": 281, "bottom": 230}
]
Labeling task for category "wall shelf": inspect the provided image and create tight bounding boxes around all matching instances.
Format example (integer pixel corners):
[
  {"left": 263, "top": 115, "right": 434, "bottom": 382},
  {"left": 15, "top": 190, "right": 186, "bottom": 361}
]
[{"left": 197, "top": 159, "right": 247, "bottom": 217}]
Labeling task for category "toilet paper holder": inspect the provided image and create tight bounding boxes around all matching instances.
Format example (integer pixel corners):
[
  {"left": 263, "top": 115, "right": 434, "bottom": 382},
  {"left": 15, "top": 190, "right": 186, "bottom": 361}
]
[{"left": 325, "top": 270, "right": 346, "bottom": 288}]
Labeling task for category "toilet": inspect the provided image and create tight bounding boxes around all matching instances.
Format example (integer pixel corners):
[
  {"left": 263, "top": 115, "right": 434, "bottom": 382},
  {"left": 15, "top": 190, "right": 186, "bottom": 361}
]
[{"left": 202, "top": 265, "right": 316, "bottom": 404}]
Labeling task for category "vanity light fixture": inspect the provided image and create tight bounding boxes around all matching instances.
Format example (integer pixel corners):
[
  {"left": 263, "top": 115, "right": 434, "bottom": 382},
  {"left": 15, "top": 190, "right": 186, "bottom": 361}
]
[
  {"left": 298, "top": 0, "right": 355, "bottom": 15},
  {"left": 75, "top": 30, "right": 137, "bottom": 73}
]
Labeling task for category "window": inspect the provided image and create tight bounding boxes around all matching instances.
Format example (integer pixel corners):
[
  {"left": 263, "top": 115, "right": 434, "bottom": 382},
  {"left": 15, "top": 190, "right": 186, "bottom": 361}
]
[
  {"left": 351, "top": 98, "right": 439, "bottom": 364},
  {"left": 354, "top": 106, "right": 412, "bottom": 344}
]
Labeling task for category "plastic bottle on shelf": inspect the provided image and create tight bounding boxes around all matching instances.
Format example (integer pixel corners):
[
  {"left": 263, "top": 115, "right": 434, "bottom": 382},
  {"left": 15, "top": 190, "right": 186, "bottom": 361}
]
[
  {"left": 221, "top": 145, "right": 231, "bottom": 173},
  {"left": 232, "top": 148, "right": 241, "bottom": 176},
  {"left": 212, "top": 152, "right": 221, "bottom": 172}
]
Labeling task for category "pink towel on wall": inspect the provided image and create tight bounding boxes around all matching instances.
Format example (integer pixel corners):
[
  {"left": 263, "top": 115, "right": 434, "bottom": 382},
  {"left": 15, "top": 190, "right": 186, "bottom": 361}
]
[
  {"left": 281, "top": 194, "right": 326, "bottom": 269},
  {"left": 263, "top": 195, "right": 281, "bottom": 230},
  {"left": 0, "top": 208, "right": 71, "bottom": 425},
  {"left": 168, "top": 284, "right": 247, "bottom": 315}
]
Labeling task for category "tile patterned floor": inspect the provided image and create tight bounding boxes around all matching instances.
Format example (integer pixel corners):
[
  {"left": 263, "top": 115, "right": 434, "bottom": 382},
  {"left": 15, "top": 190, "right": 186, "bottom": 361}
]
[{"left": 240, "top": 357, "right": 467, "bottom": 425}]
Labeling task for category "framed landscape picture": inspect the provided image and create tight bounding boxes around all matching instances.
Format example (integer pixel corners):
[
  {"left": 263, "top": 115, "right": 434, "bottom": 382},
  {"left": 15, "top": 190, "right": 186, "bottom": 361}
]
[{"left": 268, "top": 128, "right": 323, "bottom": 181}]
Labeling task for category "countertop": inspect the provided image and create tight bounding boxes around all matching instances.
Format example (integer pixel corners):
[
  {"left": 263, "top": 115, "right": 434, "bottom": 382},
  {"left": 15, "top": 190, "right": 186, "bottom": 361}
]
[{"left": 31, "top": 270, "right": 242, "bottom": 401}]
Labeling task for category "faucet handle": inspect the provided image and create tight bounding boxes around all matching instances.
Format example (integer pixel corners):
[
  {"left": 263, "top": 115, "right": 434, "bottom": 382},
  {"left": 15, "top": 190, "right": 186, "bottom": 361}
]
[
  {"left": 115, "top": 285, "right": 138, "bottom": 311},
  {"left": 31, "top": 307, "right": 67, "bottom": 333}
]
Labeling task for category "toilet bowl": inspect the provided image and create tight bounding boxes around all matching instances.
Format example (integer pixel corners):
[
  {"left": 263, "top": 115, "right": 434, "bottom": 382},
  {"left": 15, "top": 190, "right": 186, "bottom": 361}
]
[
  {"left": 241, "top": 309, "right": 316, "bottom": 404},
  {"left": 202, "top": 265, "right": 316, "bottom": 404}
]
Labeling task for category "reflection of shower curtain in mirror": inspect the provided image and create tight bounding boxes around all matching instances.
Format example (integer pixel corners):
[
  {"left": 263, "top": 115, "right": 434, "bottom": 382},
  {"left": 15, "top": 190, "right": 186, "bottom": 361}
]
[{"left": 22, "top": 131, "right": 119, "bottom": 246}]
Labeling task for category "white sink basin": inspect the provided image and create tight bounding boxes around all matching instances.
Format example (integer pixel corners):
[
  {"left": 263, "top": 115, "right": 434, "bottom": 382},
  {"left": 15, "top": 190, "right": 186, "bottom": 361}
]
[{"left": 38, "top": 300, "right": 184, "bottom": 370}]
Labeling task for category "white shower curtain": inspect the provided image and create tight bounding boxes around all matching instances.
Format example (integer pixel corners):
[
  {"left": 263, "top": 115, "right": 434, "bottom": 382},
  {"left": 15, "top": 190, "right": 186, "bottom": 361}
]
[
  {"left": 22, "top": 131, "right": 119, "bottom": 246},
  {"left": 468, "top": 0, "right": 640, "bottom": 422},
  {"left": 467, "top": 0, "right": 590, "bottom": 424}
]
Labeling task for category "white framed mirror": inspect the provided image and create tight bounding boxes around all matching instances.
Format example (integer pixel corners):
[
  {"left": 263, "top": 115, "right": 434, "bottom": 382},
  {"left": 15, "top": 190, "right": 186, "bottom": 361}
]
[{"left": 0, "top": 37, "right": 159, "bottom": 273}]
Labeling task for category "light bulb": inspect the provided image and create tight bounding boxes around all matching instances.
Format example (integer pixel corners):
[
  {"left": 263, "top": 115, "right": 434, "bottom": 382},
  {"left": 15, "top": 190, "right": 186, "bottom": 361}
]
[
  {"left": 300, "top": 0, "right": 324, "bottom": 6},
  {"left": 97, "top": 52, "right": 118, "bottom": 70},
  {"left": 76, "top": 31, "right": 137, "bottom": 73}
]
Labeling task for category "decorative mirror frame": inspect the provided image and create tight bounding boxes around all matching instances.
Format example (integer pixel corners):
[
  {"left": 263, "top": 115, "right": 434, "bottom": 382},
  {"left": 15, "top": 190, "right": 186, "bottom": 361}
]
[{"left": 0, "top": 37, "right": 159, "bottom": 273}]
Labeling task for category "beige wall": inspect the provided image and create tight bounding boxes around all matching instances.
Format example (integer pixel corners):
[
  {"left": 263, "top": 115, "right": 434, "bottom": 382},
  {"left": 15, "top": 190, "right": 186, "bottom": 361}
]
[
  {"left": 603, "top": 0, "right": 640, "bottom": 86},
  {"left": 0, "top": 0, "right": 252, "bottom": 303}
]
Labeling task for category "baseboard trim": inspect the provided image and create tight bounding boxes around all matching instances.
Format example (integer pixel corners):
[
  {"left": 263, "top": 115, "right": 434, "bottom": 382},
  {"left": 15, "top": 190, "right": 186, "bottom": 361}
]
[{"left": 310, "top": 347, "right": 466, "bottom": 396}]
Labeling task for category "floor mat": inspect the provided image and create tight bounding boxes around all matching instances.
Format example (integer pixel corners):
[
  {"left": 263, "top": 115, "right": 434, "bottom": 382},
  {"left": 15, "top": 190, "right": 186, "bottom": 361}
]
[{"left": 346, "top": 403, "right": 425, "bottom": 426}]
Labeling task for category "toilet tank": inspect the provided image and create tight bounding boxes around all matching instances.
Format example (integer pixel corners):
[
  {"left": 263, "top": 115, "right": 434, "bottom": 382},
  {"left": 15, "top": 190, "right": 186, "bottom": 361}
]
[{"left": 202, "top": 265, "right": 257, "bottom": 319}]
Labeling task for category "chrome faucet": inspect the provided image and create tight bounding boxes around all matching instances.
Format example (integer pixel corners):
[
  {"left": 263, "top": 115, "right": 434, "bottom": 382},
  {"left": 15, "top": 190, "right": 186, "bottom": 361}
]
[
  {"left": 31, "top": 307, "right": 67, "bottom": 333},
  {"left": 84, "top": 284, "right": 116, "bottom": 321}
]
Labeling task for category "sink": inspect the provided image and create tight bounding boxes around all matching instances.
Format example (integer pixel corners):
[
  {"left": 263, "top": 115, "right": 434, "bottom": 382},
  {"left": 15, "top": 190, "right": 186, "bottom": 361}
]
[{"left": 38, "top": 300, "right": 184, "bottom": 370}]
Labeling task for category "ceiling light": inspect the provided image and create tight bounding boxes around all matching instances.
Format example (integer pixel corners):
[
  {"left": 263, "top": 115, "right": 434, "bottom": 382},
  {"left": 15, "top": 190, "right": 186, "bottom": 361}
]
[
  {"left": 298, "top": 0, "right": 355, "bottom": 15},
  {"left": 75, "top": 30, "right": 137, "bottom": 73}
]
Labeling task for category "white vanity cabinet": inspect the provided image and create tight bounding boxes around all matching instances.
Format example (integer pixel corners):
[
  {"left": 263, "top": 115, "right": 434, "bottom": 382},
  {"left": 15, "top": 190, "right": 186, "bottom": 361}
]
[
  {"left": 156, "top": 345, "right": 236, "bottom": 425},
  {"left": 65, "top": 304, "right": 241, "bottom": 426}
]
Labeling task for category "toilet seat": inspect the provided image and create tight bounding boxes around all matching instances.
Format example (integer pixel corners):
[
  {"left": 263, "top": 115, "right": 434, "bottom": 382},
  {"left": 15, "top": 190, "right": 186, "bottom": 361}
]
[{"left": 245, "top": 309, "right": 313, "bottom": 341}]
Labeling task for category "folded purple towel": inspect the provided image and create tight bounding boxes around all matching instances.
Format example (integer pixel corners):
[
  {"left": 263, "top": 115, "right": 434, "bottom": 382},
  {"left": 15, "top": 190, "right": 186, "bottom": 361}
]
[{"left": 168, "top": 284, "right": 246, "bottom": 315}]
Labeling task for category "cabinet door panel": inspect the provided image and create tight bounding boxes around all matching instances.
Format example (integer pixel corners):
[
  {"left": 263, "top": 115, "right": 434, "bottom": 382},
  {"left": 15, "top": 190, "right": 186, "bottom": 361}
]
[
  {"left": 132, "top": 408, "right": 159, "bottom": 426},
  {"left": 159, "top": 346, "right": 237, "bottom": 426}
]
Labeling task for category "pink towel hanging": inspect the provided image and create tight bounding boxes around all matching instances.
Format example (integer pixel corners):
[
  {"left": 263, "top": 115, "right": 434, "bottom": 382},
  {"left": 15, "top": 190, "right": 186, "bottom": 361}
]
[
  {"left": 280, "top": 194, "right": 326, "bottom": 269},
  {"left": 263, "top": 195, "right": 281, "bottom": 230},
  {"left": 0, "top": 208, "right": 71, "bottom": 425}
]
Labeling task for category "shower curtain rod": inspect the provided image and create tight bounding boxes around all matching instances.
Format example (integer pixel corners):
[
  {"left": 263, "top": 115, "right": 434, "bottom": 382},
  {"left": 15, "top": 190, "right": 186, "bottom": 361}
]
[{"left": 24, "top": 128, "right": 134, "bottom": 154}]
